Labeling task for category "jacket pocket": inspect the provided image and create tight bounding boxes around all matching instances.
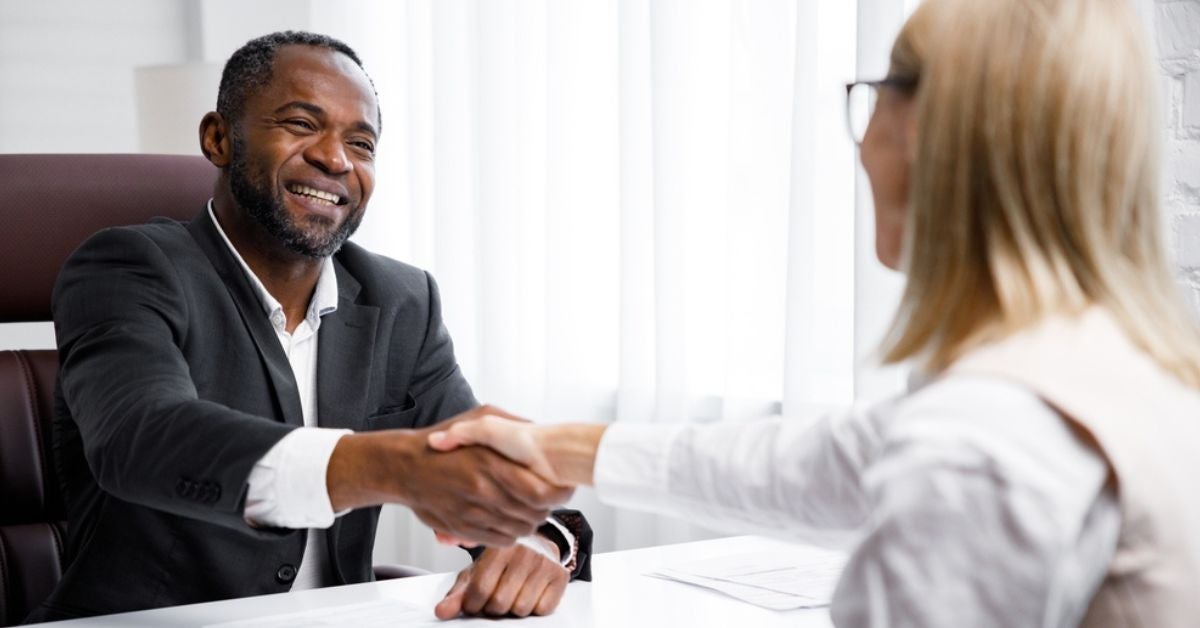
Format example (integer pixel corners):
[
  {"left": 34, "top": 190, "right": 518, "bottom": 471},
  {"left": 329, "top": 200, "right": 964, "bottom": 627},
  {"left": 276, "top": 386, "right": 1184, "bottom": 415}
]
[{"left": 364, "top": 394, "right": 419, "bottom": 430}]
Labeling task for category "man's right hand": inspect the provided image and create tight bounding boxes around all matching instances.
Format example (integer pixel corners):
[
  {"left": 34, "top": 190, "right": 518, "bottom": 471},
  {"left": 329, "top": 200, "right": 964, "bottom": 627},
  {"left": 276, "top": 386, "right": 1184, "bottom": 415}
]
[{"left": 325, "top": 406, "right": 573, "bottom": 548}]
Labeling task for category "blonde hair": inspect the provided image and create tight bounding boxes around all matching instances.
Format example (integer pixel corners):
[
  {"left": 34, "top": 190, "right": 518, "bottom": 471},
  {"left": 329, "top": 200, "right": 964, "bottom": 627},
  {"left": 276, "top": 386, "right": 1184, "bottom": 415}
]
[{"left": 881, "top": 0, "right": 1200, "bottom": 387}]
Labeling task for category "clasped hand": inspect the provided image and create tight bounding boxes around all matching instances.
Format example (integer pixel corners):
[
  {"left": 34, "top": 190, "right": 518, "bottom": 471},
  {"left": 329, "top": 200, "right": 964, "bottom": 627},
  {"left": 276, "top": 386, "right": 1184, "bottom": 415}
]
[
  {"left": 427, "top": 410, "right": 603, "bottom": 491},
  {"left": 423, "top": 407, "right": 590, "bottom": 619},
  {"left": 416, "top": 406, "right": 583, "bottom": 619},
  {"left": 326, "top": 405, "right": 592, "bottom": 619},
  {"left": 327, "top": 405, "right": 572, "bottom": 548}
]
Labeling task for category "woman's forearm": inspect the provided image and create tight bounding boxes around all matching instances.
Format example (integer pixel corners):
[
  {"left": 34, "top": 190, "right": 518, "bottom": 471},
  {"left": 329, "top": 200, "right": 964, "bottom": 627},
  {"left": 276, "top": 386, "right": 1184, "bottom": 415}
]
[{"left": 536, "top": 424, "right": 607, "bottom": 486}]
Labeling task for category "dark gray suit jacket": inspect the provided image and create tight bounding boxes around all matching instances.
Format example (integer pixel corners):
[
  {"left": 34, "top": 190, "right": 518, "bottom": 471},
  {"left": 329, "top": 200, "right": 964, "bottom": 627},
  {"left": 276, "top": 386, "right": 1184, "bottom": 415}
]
[{"left": 29, "top": 209, "right": 590, "bottom": 622}]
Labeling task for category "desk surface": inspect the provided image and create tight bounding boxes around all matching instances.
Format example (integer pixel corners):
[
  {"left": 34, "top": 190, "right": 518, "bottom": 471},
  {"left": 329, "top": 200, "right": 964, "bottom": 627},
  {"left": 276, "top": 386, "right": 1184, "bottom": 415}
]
[{"left": 34, "top": 536, "right": 834, "bottom": 627}]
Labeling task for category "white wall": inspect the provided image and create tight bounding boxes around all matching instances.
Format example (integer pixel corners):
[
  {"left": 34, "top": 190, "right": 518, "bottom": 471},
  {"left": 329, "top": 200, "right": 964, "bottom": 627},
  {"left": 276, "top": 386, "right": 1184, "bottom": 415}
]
[
  {"left": 1158, "top": 0, "right": 1200, "bottom": 307},
  {"left": 0, "top": 0, "right": 193, "bottom": 153}
]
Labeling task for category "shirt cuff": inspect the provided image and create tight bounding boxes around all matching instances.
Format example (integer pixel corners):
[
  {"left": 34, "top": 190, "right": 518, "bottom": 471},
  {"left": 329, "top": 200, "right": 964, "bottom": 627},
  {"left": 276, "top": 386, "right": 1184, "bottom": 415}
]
[
  {"left": 543, "top": 517, "right": 577, "bottom": 566},
  {"left": 518, "top": 517, "right": 575, "bottom": 567},
  {"left": 593, "top": 421, "right": 687, "bottom": 512},
  {"left": 243, "top": 427, "right": 352, "bottom": 529}
]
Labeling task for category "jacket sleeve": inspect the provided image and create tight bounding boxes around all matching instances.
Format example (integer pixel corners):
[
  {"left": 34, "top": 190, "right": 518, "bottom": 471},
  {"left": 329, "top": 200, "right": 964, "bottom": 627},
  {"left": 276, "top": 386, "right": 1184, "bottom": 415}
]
[{"left": 53, "top": 227, "right": 296, "bottom": 535}]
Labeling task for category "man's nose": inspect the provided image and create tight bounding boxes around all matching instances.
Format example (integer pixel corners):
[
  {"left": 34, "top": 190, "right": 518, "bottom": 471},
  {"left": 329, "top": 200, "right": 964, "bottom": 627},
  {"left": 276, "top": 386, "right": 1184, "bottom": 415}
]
[{"left": 305, "top": 133, "right": 352, "bottom": 175}]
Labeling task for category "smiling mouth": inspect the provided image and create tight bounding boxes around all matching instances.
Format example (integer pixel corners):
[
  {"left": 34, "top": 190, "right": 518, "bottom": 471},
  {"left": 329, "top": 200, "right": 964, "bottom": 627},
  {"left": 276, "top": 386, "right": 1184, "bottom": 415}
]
[{"left": 287, "top": 184, "right": 344, "bottom": 206}]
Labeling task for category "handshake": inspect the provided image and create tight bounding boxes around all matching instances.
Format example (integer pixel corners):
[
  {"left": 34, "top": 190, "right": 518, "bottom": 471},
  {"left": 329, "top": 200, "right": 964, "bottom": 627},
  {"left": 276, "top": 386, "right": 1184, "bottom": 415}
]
[{"left": 327, "top": 405, "right": 605, "bottom": 549}]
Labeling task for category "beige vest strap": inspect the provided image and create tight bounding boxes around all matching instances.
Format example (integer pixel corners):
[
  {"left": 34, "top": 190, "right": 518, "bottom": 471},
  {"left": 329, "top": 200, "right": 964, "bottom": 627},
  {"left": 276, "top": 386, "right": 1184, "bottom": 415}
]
[{"left": 946, "top": 309, "right": 1200, "bottom": 627}]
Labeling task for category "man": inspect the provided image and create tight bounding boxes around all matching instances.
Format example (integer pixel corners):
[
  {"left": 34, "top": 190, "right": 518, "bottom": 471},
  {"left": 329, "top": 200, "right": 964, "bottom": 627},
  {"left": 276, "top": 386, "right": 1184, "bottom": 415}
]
[{"left": 29, "top": 31, "right": 591, "bottom": 623}]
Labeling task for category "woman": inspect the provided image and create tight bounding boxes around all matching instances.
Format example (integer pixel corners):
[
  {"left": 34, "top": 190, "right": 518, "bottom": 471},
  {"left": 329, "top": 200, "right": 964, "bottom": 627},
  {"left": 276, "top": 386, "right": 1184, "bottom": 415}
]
[{"left": 432, "top": 0, "right": 1200, "bottom": 625}]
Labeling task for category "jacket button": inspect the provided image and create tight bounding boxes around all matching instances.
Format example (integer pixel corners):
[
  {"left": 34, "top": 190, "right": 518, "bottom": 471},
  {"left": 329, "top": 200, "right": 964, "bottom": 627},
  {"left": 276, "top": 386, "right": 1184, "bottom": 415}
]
[
  {"left": 177, "top": 479, "right": 198, "bottom": 499},
  {"left": 275, "top": 564, "right": 297, "bottom": 584}
]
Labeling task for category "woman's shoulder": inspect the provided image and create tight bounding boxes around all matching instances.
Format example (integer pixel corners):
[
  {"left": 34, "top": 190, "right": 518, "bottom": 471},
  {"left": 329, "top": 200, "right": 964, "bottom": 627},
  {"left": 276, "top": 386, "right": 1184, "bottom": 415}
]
[
  {"left": 892, "top": 373, "right": 1053, "bottom": 434},
  {"left": 877, "top": 374, "right": 1105, "bottom": 487}
]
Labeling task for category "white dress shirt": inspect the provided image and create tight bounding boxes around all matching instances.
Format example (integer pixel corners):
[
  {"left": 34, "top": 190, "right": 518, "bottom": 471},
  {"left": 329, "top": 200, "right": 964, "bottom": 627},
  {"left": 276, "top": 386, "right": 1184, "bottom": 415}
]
[
  {"left": 594, "top": 375, "right": 1120, "bottom": 627},
  {"left": 209, "top": 204, "right": 572, "bottom": 590},
  {"left": 209, "top": 203, "right": 347, "bottom": 590}
]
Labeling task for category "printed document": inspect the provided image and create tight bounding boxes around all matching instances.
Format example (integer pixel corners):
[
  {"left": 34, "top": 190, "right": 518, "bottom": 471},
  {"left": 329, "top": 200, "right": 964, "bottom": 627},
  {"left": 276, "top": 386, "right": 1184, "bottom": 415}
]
[{"left": 646, "top": 545, "right": 847, "bottom": 611}]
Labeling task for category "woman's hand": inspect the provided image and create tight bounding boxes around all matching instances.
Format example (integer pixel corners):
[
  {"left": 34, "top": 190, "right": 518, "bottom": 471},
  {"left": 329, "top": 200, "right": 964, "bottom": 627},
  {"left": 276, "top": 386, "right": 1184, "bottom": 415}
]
[
  {"left": 428, "top": 414, "right": 608, "bottom": 490},
  {"left": 429, "top": 415, "right": 563, "bottom": 485}
]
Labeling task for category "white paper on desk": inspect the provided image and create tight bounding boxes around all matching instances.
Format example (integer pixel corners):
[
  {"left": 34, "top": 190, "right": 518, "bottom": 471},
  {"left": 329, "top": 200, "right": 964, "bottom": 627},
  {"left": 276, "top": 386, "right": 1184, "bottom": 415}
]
[
  {"left": 646, "top": 546, "right": 848, "bottom": 611},
  {"left": 204, "top": 599, "right": 438, "bottom": 628}
]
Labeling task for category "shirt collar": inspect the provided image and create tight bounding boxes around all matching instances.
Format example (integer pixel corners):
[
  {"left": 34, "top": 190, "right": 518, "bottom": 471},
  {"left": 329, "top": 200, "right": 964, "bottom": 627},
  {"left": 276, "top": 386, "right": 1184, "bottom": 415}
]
[{"left": 207, "top": 200, "right": 339, "bottom": 330}]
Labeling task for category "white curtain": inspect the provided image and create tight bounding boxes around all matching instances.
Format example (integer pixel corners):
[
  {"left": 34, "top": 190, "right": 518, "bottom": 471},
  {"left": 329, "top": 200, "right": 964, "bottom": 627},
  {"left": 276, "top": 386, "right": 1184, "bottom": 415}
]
[{"left": 311, "top": 0, "right": 912, "bottom": 571}]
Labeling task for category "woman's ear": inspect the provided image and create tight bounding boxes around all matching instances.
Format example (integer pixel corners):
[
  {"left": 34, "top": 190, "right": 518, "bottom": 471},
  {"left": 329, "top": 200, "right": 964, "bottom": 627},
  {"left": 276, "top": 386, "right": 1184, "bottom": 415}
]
[{"left": 199, "top": 112, "right": 232, "bottom": 168}]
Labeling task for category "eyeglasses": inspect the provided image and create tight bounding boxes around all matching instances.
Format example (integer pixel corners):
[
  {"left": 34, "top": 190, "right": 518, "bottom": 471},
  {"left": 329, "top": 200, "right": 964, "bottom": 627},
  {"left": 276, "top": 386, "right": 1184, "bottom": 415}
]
[{"left": 844, "top": 77, "right": 918, "bottom": 146}]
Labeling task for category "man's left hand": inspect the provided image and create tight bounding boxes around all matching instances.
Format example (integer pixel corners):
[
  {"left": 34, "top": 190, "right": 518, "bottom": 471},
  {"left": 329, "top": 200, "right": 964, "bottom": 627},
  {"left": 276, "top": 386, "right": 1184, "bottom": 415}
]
[{"left": 434, "top": 538, "right": 569, "bottom": 619}]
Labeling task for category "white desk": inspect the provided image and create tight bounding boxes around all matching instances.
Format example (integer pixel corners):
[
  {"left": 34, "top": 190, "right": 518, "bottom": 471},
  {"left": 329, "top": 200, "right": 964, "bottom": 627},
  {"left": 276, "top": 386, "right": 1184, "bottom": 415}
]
[{"left": 34, "top": 536, "right": 834, "bottom": 627}]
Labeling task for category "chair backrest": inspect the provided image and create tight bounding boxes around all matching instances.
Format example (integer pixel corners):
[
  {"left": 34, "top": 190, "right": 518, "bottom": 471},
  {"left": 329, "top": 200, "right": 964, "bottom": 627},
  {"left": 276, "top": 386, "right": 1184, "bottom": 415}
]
[{"left": 0, "top": 154, "right": 215, "bottom": 625}]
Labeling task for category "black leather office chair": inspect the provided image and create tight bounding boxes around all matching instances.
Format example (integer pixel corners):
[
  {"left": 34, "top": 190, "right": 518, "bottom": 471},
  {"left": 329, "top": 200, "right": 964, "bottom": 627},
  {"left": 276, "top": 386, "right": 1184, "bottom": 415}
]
[{"left": 0, "top": 154, "right": 421, "bottom": 626}]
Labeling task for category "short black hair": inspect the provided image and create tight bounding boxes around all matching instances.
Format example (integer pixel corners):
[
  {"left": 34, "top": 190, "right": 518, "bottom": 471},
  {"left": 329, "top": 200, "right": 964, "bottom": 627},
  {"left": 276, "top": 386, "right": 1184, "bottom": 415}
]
[{"left": 216, "top": 30, "right": 380, "bottom": 131}]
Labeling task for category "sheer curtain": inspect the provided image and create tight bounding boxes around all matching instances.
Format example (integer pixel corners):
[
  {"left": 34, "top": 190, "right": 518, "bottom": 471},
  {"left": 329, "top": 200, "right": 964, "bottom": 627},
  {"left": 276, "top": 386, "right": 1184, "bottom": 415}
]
[{"left": 314, "top": 0, "right": 912, "bottom": 570}]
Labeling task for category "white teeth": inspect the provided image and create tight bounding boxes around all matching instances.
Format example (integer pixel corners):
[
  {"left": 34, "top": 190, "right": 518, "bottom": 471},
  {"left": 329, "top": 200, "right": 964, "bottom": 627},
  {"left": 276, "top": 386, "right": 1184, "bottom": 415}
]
[{"left": 288, "top": 184, "right": 340, "bottom": 205}]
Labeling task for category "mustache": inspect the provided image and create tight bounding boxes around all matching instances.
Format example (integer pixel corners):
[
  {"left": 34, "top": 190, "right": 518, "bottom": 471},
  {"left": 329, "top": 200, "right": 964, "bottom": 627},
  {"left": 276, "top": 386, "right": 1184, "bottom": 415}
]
[{"left": 228, "top": 137, "right": 365, "bottom": 258}]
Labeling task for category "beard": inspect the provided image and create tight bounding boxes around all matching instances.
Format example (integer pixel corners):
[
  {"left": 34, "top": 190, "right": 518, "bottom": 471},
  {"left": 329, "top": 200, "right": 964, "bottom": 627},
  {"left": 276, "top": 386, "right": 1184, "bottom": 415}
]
[{"left": 228, "top": 133, "right": 364, "bottom": 258}]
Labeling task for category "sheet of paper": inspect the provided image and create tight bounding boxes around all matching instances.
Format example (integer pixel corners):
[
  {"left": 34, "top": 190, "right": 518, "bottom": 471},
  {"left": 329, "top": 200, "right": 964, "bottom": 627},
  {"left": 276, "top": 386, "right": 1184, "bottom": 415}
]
[
  {"left": 645, "top": 545, "right": 847, "bottom": 611},
  {"left": 204, "top": 599, "right": 438, "bottom": 628}
]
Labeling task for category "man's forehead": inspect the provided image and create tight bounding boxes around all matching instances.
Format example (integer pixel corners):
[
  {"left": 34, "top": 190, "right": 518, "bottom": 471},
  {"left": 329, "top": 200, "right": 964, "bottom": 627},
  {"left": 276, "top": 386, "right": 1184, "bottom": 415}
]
[
  {"left": 257, "top": 45, "right": 378, "bottom": 122},
  {"left": 272, "top": 44, "right": 361, "bottom": 77}
]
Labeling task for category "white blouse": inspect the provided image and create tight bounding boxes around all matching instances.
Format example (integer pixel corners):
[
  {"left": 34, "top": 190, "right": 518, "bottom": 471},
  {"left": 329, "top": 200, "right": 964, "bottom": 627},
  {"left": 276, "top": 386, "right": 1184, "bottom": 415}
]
[{"left": 593, "top": 375, "right": 1120, "bottom": 627}]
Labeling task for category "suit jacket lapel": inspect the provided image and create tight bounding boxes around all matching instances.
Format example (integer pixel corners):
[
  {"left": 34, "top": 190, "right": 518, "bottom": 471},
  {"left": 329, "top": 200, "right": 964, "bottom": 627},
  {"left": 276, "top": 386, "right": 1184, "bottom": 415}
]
[
  {"left": 315, "top": 263, "right": 378, "bottom": 432},
  {"left": 186, "top": 209, "right": 305, "bottom": 427},
  {"left": 318, "top": 262, "right": 379, "bottom": 586}
]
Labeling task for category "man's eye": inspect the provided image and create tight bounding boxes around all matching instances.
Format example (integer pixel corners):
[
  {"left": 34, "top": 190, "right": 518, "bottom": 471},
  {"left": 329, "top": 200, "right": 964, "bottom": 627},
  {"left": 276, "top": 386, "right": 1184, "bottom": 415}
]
[
  {"left": 352, "top": 141, "right": 375, "bottom": 153},
  {"left": 285, "top": 119, "right": 315, "bottom": 130}
]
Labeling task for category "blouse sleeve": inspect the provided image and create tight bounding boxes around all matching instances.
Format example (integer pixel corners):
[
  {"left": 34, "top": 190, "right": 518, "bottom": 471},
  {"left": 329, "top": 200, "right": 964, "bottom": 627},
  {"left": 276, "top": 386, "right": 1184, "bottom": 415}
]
[{"left": 593, "top": 402, "right": 883, "bottom": 545}]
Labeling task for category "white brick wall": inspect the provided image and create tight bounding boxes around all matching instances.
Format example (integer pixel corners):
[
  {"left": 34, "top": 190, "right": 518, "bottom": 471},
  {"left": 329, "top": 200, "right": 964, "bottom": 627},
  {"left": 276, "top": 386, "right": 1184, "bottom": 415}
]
[{"left": 1158, "top": 0, "right": 1200, "bottom": 309}]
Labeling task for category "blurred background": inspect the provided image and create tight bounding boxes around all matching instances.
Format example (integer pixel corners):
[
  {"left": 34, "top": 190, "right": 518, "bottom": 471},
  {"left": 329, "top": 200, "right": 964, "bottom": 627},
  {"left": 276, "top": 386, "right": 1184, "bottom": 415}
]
[{"left": 1, "top": 0, "right": 1194, "bottom": 573}]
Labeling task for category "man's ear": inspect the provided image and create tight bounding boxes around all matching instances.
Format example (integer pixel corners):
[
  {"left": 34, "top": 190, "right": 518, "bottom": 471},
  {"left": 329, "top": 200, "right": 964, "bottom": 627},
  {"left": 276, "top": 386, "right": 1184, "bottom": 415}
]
[{"left": 199, "top": 112, "right": 232, "bottom": 168}]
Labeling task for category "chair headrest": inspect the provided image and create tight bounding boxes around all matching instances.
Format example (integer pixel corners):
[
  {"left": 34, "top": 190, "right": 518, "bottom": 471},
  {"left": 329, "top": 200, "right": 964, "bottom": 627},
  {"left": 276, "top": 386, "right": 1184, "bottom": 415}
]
[{"left": 0, "top": 154, "right": 215, "bottom": 323}]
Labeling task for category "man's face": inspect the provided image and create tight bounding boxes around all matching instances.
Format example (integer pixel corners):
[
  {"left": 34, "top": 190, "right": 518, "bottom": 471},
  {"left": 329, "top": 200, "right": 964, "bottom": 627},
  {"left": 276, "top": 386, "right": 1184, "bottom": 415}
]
[{"left": 228, "top": 45, "right": 379, "bottom": 258}]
